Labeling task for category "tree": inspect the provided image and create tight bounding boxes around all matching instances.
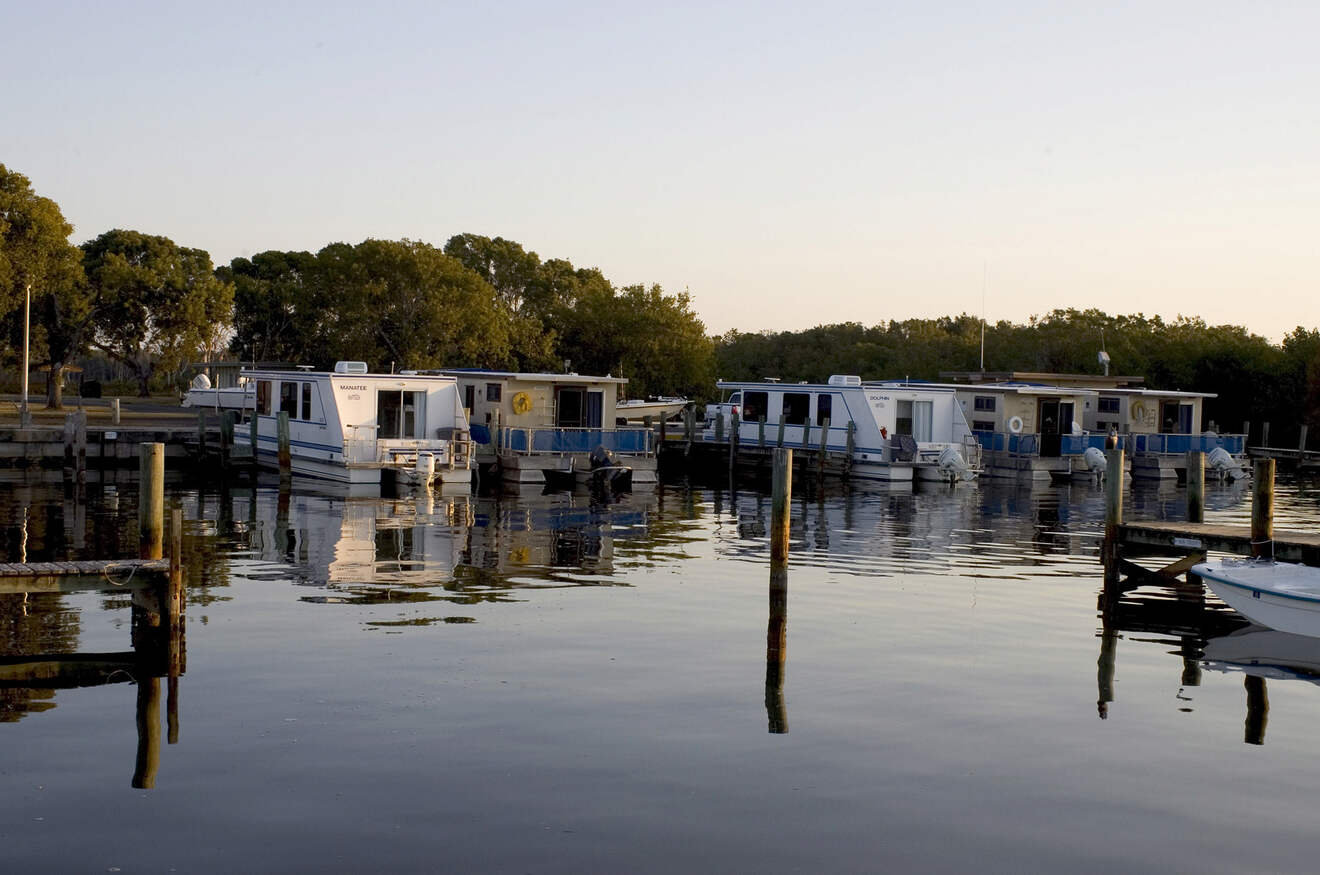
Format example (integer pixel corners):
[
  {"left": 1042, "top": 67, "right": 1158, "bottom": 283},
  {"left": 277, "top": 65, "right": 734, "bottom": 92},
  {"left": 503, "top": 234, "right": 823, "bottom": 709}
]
[
  {"left": 222, "top": 250, "right": 320, "bottom": 364},
  {"left": 0, "top": 164, "right": 87, "bottom": 408},
  {"left": 83, "top": 230, "right": 234, "bottom": 396}
]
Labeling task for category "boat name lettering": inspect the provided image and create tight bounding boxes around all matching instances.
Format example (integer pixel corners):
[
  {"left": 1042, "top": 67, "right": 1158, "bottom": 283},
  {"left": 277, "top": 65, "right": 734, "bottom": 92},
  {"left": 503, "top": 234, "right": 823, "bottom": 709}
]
[
  {"left": 338, "top": 384, "right": 368, "bottom": 391},
  {"left": 868, "top": 394, "right": 890, "bottom": 402}
]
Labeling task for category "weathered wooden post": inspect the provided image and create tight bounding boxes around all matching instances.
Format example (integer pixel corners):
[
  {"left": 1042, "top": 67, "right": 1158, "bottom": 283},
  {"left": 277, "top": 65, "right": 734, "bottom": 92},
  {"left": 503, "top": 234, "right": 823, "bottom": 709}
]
[
  {"left": 771, "top": 448, "right": 792, "bottom": 565},
  {"left": 197, "top": 409, "right": 208, "bottom": 459},
  {"left": 220, "top": 411, "right": 236, "bottom": 473},
  {"left": 659, "top": 415, "right": 667, "bottom": 444},
  {"left": 75, "top": 410, "right": 86, "bottom": 488},
  {"left": 167, "top": 507, "right": 184, "bottom": 744},
  {"left": 758, "top": 416, "right": 766, "bottom": 448},
  {"left": 714, "top": 411, "right": 725, "bottom": 443},
  {"left": 817, "top": 416, "right": 830, "bottom": 480},
  {"left": 1251, "top": 458, "right": 1275, "bottom": 559},
  {"left": 1185, "top": 450, "right": 1205, "bottom": 523},
  {"left": 1300, "top": 424, "right": 1309, "bottom": 456},
  {"left": 111, "top": 397, "right": 121, "bottom": 426},
  {"left": 776, "top": 413, "right": 786, "bottom": 448},
  {"left": 766, "top": 563, "right": 788, "bottom": 734},
  {"left": 1242, "top": 420, "right": 1251, "bottom": 444},
  {"left": 1262, "top": 421, "right": 1271, "bottom": 449},
  {"left": 685, "top": 406, "right": 695, "bottom": 442},
  {"left": 1103, "top": 448, "right": 1124, "bottom": 591},
  {"left": 729, "top": 410, "right": 740, "bottom": 471},
  {"left": 139, "top": 442, "right": 165, "bottom": 560},
  {"left": 845, "top": 421, "right": 856, "bottom": 476},
  {"left": 277, "top": 411, "right": 292, "bottom": 480},
  {"left": 802, "top": 419, "right": 811, "bottom": 451}
]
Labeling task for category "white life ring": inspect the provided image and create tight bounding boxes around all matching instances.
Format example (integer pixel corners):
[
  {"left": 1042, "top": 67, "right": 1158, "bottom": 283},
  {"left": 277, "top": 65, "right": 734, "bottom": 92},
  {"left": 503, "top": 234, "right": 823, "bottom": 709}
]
[
  {"left": 1008, "top": 415, "right": 1023, "bottom": 434},
  {"left": 1130, "top": 400, "right": 1146, "bottom": 422}
]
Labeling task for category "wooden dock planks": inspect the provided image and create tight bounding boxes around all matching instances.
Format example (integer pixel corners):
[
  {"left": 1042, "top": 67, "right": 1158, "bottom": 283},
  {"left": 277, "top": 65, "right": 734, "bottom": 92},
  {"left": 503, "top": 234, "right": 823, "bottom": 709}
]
[
  {"left": 0, "top": 559, "right": 169, "bottom": 593},
  {"left": 1117, "top": 521, "right": 1320, "bottom": 566}
]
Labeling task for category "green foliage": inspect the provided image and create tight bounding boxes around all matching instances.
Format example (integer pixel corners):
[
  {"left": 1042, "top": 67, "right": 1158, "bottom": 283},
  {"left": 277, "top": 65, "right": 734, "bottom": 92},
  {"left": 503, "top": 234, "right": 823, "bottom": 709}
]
[
  {"left": 0, "top": 164, "right": 90, "bottom": 407},
  {"left": 82, "top": 229, "right": 234, "bottom": 396}
]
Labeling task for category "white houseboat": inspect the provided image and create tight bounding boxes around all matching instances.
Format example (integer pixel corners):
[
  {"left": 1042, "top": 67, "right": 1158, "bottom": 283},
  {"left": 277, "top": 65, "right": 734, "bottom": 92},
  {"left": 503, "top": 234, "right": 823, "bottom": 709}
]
[
  {"left": 708, "top": 376, "right": 980, "bottom": 483},
  {"left": 239, "top": 362, "right": 473, "bottom": 490},
  {"left": 941, "top": 371, "right": 1245, "bottom": 482},
  {"left": 436, "top": 369, "right": 657, "bottom": 487}
]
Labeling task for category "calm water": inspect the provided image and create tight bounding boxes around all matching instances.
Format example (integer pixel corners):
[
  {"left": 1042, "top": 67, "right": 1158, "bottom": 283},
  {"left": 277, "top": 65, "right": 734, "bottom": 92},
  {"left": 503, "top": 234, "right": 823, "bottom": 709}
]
[{"left": 4, "top": 472, "right": 1320, "bottom": 872}]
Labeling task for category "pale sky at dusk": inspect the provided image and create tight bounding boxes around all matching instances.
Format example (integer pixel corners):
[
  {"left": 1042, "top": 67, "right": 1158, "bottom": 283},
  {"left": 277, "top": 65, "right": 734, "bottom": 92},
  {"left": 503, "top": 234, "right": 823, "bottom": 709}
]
[{"left": 6, "top": 1, "right": 1318, "bottom": 340}]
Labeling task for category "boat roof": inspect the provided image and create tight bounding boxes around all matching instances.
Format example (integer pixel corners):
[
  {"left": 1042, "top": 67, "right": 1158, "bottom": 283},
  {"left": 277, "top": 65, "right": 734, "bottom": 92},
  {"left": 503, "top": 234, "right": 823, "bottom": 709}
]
[
  {"left": 243, "top": 367, "right": 457, "bottom": 382},
  {"left": 917, "top": 380, "right": 1099, "bottom": 397},
  {"left": 438, "top": 369, "right": 628, "bottom": 385},
  {"left": 716, "top": 379, "right": 957, "bottom": 394}
]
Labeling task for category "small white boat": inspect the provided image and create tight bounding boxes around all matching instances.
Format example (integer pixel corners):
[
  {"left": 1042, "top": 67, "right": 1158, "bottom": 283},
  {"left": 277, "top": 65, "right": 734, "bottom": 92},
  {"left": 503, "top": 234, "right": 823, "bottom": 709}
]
[
  {"left": 181, "top": 374, "right": 254, "bottom": 412},
  {"left": 1193, "top": 559, "right": 1320, "bottom": 638},
  {"left": 616, "top": 397, "right": 688, "bottom": 422}
]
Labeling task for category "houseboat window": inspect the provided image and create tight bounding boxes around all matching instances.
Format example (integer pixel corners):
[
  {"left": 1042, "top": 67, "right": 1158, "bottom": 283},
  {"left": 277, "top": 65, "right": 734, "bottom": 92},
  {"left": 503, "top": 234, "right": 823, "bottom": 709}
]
[
  {"left": 1098, "top": 397, "right": 1120, "bottom": 414},
  {"left": 816, "top": 394, "right": 833, "bottom": 426},
  {"left": 486, "top": 383, "right": 502, "bottom": 402},
  {"left": 896, "top": 400, "right": 934, "bottom": 441},
  {"left": 301, "top": 382, "right": 312, "bottom": 421},
  {"left": 279, "top": 382, "right": 298, "bottom": 417},
  {"left": 743, "top": 391, "right": 768, "bottom": 422},
  {"left": 972, "top": 420, "right": 995, "bottom": 432},
  {"left": 464, "top": 384, "right": 476, "bottom": 415},
  {"left": 377, "top": 390, "right": 425, "bottom": 439},
  {"left": 783, "top": 393, "right": 810, "bottom": 425},
  {"left": 973, "top": 396, "right": 996, "bottom": 412},
  {"left": 256, "top": 380, "right": 271, "bottom": 416}
]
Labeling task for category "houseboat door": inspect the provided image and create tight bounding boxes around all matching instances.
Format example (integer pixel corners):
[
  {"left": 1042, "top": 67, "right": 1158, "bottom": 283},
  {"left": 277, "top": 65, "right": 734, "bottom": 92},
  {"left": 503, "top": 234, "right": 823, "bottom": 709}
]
[
  {"left": 1160, "top": 400, "right": 1193, "bottom": 434},
  {"left": 556, "top": 388, "right": 604, "bottom": 429},
  {"left": 1037, "top": 399, "right": 1072, "bottom": 457}
]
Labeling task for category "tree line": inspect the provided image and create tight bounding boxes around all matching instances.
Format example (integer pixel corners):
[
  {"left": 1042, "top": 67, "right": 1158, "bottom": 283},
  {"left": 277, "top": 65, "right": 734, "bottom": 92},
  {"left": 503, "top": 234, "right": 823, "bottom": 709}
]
[
  {"left": 715, "top": 313, "right": 1320, "bottom": 443},
  {"left": 5, "top": 160, "right": 1319, "bottom": 437},
  {"left": 1, "top": 163, "right": 715, "bottom": 405}
]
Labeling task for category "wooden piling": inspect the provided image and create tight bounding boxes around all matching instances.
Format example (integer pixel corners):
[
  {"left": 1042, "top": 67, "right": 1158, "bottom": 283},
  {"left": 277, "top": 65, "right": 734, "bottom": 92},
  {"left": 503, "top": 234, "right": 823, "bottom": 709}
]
[
  {"left": 75, "top": 410, "right": 86, "bottom": 487},
  {"left": 197, "top": 409, "right": 208, "bottom": 458},
  {"left": 776, "top": 414, "right": 786, "bottom": 448},
  {"left": 249, "top": 410, "right": 259, "bottom": 467},
  {"left": 1300, "top": 424, "right": 1309, "bottom": 455},
  {"left": 758, "top": 416, "right": 766, "bottom": 448},
  {"left": 111, "top": 397, "right": 121, "bottom": 426},
  {"left": 1262, "top": 421, "right": 1271, "bottom": 448},
  {"left": 277, "top": 411, "right": 292, "bottom": 479},
  {"left": 1186, "top": 450, "right": 1205, "bottom": 523},
  {"left": 220, "top": 412, "right": 234, "bottom": 472},
  {"left": 1244, "top": 675, "right": 1268, "bottom": 745},
  {"left": 729, "top": 411, "right": 740, "bottom": 471},
  {"left": 845, "top": 421, "right": 856, "bottom": 475},
  {"left": 817, "top": 416, "right": 830, "bottom": 480},
  {"left": 1251, "top": 458, "right": 1275, "bottom": 559},
  {"left": 139, "top": 442, "right": 164, "bottom": 560},
  {"left": 771, "top": 448, "right": 792, "bottom": 564},
  {"left": 1103, "top": 449, "right": 1124, "bottom": 588},
  {"left": 802, "top": 419, "right": 811, "bottom": 451},
  {"left": 1242, "top": 420, "right": 1251, "bottom": 443}
]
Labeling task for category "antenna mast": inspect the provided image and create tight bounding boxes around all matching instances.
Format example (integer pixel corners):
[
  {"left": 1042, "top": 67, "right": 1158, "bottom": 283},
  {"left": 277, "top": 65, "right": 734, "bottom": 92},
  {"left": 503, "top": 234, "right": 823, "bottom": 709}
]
[{"left": 979, "top": 262, "right": 986, "bottom": 371}]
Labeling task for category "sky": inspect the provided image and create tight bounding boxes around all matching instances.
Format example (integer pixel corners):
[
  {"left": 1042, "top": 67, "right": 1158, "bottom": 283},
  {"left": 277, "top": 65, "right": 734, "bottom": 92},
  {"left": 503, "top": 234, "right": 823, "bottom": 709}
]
[{"left": 5, "top": 1, "right": 1318, "bottom": 341}]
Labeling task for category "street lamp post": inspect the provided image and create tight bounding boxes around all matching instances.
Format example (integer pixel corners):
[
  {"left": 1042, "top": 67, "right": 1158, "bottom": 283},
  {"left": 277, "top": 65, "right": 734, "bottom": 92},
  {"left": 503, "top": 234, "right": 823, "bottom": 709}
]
[{"left": 20, "top": 283, "right": 31, "bottom": 426}]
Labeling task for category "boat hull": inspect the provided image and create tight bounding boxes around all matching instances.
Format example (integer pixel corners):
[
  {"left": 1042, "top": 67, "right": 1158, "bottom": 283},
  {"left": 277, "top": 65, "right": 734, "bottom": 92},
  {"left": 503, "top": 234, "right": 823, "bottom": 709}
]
[{"left": 1194, "top": 560, "right": 1320, "bottom": 638}]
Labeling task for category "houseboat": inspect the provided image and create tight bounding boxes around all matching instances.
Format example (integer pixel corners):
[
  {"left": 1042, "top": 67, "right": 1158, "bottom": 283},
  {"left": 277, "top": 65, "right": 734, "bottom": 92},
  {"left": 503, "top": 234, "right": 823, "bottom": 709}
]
[
  {"left": 239, "top": 362, "right": 473, "bottom": 490},
  {"left": 706, "top": 376, "right": 980, "bottom": 483},
  {"left": 940, "top": 371, "right": 1246, "bottom": 482},
  {"left": 436, "top": 369, "right": 657, "bottom": 488}
]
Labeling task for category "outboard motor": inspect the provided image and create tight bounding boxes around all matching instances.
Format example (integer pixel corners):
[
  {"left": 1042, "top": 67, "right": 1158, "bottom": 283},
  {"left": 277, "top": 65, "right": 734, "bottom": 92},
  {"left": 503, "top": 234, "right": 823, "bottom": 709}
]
[
  {"left": 935, "top": 445, "right": 975, "bottom": 482},
  {"left": 1207, "top": 446, "right": 1246, "bottom": 482},
  {"left": 588, "top": 445, "right": 633, "bottom": 492}
]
